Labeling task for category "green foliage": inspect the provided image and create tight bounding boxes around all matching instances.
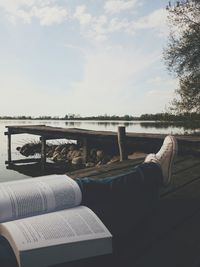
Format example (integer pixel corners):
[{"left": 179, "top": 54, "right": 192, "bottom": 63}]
[
  {"left": 1, "top": 113, "right": 200, "bottom": 121},
  {"left": 140, "top": 112, "right": 200, "bottom": 121},
  {"left": 164, "top": 0, "right": 200, "bottom": 113}
]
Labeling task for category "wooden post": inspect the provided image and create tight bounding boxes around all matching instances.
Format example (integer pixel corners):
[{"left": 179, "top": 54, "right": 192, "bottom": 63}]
[
  {"left": 41, "top": 136, "right": 46, "bottom": 170},
  {"left": 117, "top": 126, "right": 128, "bottom": 161},
  {"left": 77, "top": 139, "right": 82, "bottom": 148},
  {"left": 7, "top": 132, "right": 12, "bottom": 163},
  {"left": 82, "top": 138, "right": 89, "bottom": 164}
]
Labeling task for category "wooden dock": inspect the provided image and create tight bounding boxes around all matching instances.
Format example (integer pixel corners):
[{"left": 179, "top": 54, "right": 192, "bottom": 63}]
[
  {"left": 66, "top": 154, "right": 200, "bottom": 267},
  {"left": 3, "top": 125, "right": 200, "bottom": 267},
  {"left": 2, "top": 154, "right": 200, "bottom": 267},
  {"left": 4, "top": 125, "right": 200, "bottom": 170}
]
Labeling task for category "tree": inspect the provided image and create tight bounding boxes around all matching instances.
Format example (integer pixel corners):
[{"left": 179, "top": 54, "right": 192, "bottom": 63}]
[{"left": 164, "top": 0, "right": 200, "bottom": 113}]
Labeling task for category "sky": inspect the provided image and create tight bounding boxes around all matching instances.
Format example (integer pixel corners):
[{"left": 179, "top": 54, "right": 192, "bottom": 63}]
[{"left": 0, "top": 0, "right": 178, "bottom": 117}]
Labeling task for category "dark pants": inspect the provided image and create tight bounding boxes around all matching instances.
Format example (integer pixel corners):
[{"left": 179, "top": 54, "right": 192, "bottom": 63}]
[{"left": 75, "top": 162, "right": 162, "bottom": 237}]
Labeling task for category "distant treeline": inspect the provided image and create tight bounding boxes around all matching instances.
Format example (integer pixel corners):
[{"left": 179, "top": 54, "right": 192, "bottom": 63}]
[
  {"left": 0, "top": 113, "right": 200, "bottom": 121},
  {"left": 139, "top": 112, "right": 200, "bottom": 121}
]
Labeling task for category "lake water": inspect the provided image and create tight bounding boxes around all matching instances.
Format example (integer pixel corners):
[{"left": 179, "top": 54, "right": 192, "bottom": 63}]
[{"left": 0, "top": 119, "right": 199, "bottom": 182}]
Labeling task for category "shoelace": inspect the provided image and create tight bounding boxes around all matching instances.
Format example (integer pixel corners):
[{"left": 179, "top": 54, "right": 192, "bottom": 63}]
[{"left": 158, "top": 146, "right": 171, "bottom": 160}]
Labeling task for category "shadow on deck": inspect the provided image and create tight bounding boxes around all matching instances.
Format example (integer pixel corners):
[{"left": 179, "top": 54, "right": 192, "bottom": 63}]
[{"left": 1, "top": 155, "right": 200, "bottom": 267}]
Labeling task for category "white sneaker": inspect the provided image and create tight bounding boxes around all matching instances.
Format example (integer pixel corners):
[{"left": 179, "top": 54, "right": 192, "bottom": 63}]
[{"left": 144, "top": 136, "right": 178, "bottom": 186}]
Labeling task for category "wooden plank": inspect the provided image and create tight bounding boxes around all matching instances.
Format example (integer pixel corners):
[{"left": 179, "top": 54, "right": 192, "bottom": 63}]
[
  {"left": 55, "top": 156, "right": 200, "bottom": 267},
  {"left": 122, "top": 161, "right": 200, "bottom": 262},
  {"left": 172, "top": 155, "right": 200, "bottom": 174},
  {"left": 161, "top": 161, "right": 200, "bottom": 196},
  {"left": 69, "top": 155, "right": 200, "bottom": 267},
  {"left": 68, "top": 158, "right": 143, "bottom": 179},
  {"left": 1, "top": 155, "right": 200, "bottom": 267},
  {"left": 5, "top": 125, "right": 200, "bottom": 142},
  {"left": 134, "top": 196, "right": 200, "bottom": 267},
  {"left": 5, "top": 158, "right": 41, "bottom": 164},
  {"left": 68, "top": 155, "right": 200, "bottom": 183},
  {"left": 4, "top": 125, "right": 200, "bottom": 158}
]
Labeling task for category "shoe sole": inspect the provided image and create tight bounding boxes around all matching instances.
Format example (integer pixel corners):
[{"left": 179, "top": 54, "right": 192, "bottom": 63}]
[{"left": 164, "top": 136, "right": 178, "bottom": 186}]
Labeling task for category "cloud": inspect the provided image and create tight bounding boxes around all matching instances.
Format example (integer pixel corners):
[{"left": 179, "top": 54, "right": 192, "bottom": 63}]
[
  {"left": 0, "top": 72, "right": 70, "bottom": 117},
  {"left": 0, "top": 1, "right": 168, "bottom": 38},
  {"left": 31, "top": 5, "right": 68, "bottom": 26},
  {"left": 0, "top": 1, "right": 174, "bottom": 117},
  {"left": 73, "top": 5, "right": 108, "bottom": 42},
  {"left": 133, "top": 76, "right": 178, "bottom": 114},
  {"left": 130, "top": 8, "right": 168, "bottom": 36},
  {"left": 64, "top": 46, "right": 160, "bottom": 115},
  {"left": 0, "top": 0, "right": 68, "bottom": 26},
  {"left": 73, "top": 5, "right": 168, "bottom": 43},
  {"left": 74, "top": 5, "right": 92, "bottom": 25},
  {"left": 142, "top": 88, "right": 175, "bottom": 113},
  {"left": 104, "top": 0, "right": 138, "bottom": 14},
  {"left": 147, "top": 76, "right": 178, "bottom": 87},
  {"left": 108, "top": 17, "right": 129, "bottom": 32}
]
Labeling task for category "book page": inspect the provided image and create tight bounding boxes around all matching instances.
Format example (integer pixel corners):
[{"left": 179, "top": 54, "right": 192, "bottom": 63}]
[
  {"left": 0, "top": 175, "right": 82, "bottom": 223},
  {"left": 1, "top": 206, "right": 112, "bottom": 251}
]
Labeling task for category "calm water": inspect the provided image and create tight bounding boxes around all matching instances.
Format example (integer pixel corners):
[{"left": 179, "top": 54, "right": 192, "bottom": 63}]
[{"left": 0, "top": 119, "right": 199, "bottom": 182}]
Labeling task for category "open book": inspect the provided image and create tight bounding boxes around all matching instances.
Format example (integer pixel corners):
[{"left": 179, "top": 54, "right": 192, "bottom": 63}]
[{"left": 0, "top": 175, "right": 112, "bottom": 267}]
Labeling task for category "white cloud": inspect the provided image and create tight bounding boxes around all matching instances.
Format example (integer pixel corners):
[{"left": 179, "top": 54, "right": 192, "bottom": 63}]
[
  {"left": 130, "top": 8, "right": 168, "bottom": 36},
  {"left": 64, "top": 46, "right": 160, "bottom": 115},
  {"left": 104, "top": 0, "right": 138, "bottom": 14},
  {"left": 106, "top": 8, "right": 169, "bottom": 37},
  {"left": 142, "top": 88, "right": 175, "bottom": 113},
  {"left": 32, "top": 5, "right": 68, "bottom": 26},
  {"left": 108, "top": 17, "right": 129, "bottom": 32},
  {"left": 147, "top": 76, "right": 163, "bottom": 84},
  {"left": 147, "top": 76, "right": 178, "bottom": 87},
  {"left": 0, "top": 0, "right": 168, "bottom": 38},
  {"left": 73, "top": 6, "right": 108, "bottom": 41},
  {"left": 89, "top": 15, "right": 108, "bottom": 41},
  {"left": 133, "top": 76, "right": 178, "bottom": 114},
  {"left": 0, "top": 0, "right": 68, "bottom": 26},
  {"left": 73, "top": 6, "right": 168, "bottom": 43},
  {"left": 0, "top": 2, "right": 174, "bottom": 117},
  {"left": 0, "top": 72, "right": 70, "bottom": 117},
  {"left": 74, "top": 5, "right": 92, "bottom": 25}
]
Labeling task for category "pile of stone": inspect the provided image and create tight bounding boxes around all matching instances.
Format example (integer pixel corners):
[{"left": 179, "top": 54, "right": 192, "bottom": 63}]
[{"left": 16, "top": 142, "right": 119, "bottom": 167}]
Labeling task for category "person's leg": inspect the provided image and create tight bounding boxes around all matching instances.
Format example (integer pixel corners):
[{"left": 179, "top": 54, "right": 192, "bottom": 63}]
[
  {"left": 76, "top": 162, "right": 162, "bottom": 237},
  {"left": 75, "top": 135, "right": 177, "bottom": 237}
]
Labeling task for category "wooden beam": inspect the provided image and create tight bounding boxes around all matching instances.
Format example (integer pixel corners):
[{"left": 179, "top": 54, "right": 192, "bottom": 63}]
[
  {"left": 118, "top": 126, "right": 128, "bottom": 161},
  {"left": 7, "top": 132, "right": 12, "bottom": 163},
  {"left": 5, "top": 158, "right": 41, "bottom": 164},
  {"left": 40, "top": 136, "right": 47, "bottom": 170},
  {"left": 82, "top": 138, "right": 89, "bottom": 165}
]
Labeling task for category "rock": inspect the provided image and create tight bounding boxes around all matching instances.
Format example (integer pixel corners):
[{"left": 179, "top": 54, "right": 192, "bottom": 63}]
[
  {"left": 85, "top": 162, "right": 95, "bottom": 167},
  {"left": 72, "top": 150, "right": 82, "bottom": 158},
  {"left": 107, "top": 156, "right": 120, "bottom": 164},
  {"left": 72, "top": 156, "right": 83, "bottom": 165},
  {"left": 96, "top": 150, "right": 104, "bottom": 161},
  {"left": 52, "top": 152, "right": 60, "bottom": 162},
  {"left": 68, "top": 144, "right": 76, "bottom": 151},
  {"left": 18, "top": 143, "right": 41, "bottom": 157},
  {"left": 60, "top": 147, "right": 68, "bottom": 155},
  {"left": 89, "top": 149, "right": 97, "bottom": 162},
  {"left": 66, "top": 150, "right": 74, "bottom": 160},
  {"left": 54, "top": 145, "right": 63, "bottom": 152},
  {"left": 46, "top": 148, "right": 54, "bottom": 157},
  {"left": 96, "top": 161, "right": 103, "bottom": 166}
]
